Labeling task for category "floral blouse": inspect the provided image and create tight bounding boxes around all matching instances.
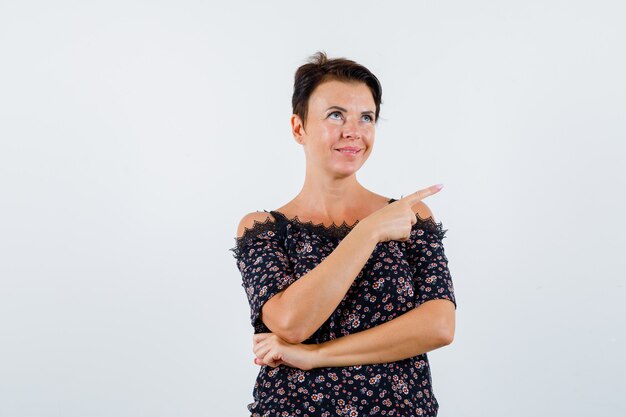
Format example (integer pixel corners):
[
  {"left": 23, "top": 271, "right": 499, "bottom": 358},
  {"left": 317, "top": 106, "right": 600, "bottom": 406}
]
[{"left": 229, "top": 198, "right": 457, "bottom": 416}]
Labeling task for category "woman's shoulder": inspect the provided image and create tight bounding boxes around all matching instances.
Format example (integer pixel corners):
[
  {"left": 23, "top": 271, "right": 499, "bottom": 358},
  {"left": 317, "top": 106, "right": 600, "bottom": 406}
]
[
  {"left": 408, "top": 200, "right": 448, "bottom": 240},
  {"left": 411, "top": 200, "right": 436, "bottom": 222},
  {"left": 236, "top": 211, "right": 279, "bottom": 240},
  {"left": 230, "top": 211, "right": 286, "bottom": 261}
]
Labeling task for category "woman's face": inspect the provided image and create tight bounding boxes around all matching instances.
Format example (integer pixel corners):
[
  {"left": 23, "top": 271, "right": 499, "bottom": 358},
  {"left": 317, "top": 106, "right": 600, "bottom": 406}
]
[{"left": 291, "top": 79, "right": 376, "bottom": 177}]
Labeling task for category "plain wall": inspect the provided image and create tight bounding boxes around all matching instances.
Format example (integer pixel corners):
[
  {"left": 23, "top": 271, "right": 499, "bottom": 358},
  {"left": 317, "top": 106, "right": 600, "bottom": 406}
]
[{"left": 0, "top": 0, "right": 624, "bottom": 416}]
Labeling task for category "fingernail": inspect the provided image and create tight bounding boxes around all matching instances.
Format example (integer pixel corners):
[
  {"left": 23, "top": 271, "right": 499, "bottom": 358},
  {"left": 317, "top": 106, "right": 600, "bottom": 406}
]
[{"left": 435, "top": 184, "right": 443, "bottom": 190}]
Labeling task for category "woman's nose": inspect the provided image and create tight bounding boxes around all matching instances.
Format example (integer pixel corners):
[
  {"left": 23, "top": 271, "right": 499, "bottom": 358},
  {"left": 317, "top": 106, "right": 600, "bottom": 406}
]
[{"left": 342, "top": 118, "right": 361, "bottom": 139}]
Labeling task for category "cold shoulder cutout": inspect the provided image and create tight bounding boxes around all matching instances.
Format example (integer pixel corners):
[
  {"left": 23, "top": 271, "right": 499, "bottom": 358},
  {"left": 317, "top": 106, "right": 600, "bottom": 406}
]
[{"left": 231, "top": 212, "right": 285, "bottom": 263}]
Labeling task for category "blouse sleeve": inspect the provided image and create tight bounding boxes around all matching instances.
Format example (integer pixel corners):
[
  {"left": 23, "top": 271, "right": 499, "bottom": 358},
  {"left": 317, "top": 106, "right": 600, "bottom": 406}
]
[
  {"left": 405, "top": 218, "right": 457, "bottom": 310},
  {"left": 229, "top": 221, "right": 296, "bottom": 333}
]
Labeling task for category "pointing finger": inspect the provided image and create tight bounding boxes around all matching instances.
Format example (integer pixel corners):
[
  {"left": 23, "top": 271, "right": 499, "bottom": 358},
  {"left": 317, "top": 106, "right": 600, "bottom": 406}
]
[{"left": 401, "top": 184, "right": 443, "bottom": 205}]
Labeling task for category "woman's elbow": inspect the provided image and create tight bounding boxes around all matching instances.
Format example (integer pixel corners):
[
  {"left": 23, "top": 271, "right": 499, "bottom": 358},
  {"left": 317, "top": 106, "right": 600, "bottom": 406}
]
[
  {"left": 282, "top": 330, "right": 306, "bottom": 344},
  {"left": 261, "top": 296, "right": 306, "bottom": 344},
  {"left": 439, "top": 316, "right": 455, "bottom": 345},
  {"left": 264, "top": 320, "right": 305, "bottom": 344},
  {"left": 439, "top": 328, "right": 455, "bottom": 346},
  {"left": 264, "top": 293, "right": 319, "bottom": 344},
  {"left": 436, "top": 304, "right": 456, "bottom": 345}
]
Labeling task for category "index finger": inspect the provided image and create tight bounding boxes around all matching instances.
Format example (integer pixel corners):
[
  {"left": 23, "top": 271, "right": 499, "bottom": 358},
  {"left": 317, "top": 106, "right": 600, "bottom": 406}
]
[{"left": 401, "top": 184, "right": 443, "bottom": 205}]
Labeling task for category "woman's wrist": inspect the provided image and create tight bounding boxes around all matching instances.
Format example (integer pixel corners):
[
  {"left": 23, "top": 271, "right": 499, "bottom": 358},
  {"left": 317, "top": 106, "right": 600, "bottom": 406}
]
[
  {"left": 300, "top": 343, "right": 325, "bottom": 370},
  {"left": 310, "top": 342, "right": 328, "bottom": 369},
  {"left": 352, "top": 219, "right": 380, "bottom": 246},
  {"left": 311, "top": 339, "right": 340, "bottom": 368}
]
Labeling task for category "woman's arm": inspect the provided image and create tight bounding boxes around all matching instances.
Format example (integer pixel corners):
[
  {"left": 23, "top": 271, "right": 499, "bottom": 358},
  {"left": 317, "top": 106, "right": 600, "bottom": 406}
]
[
  {"left": 261, "top": 222, "right": 380, "bottom": 344},
  {"left": 313, "top": 299, "right": 455, "bottom": 368}
]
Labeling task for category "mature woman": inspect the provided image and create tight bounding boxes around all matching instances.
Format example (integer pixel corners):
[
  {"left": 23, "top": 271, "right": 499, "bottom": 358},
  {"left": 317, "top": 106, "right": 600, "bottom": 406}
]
[{"left": 230, "top": 51, "right": 457, "bottom": 417}]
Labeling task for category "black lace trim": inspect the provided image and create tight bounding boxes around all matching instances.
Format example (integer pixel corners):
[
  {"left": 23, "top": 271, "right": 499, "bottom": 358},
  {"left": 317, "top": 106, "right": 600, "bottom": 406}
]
[
  {"left": 412, "top": 212, "right": 447, "bottom": 240},
  {"left": 228, "top": 198, "right": 448, "bottom": 259},
  {"left": 228, "top": 212, "right": 283, "bottom": 261},
  {"left": 269, "top": 210, "right": 359, "bottom": 240}
]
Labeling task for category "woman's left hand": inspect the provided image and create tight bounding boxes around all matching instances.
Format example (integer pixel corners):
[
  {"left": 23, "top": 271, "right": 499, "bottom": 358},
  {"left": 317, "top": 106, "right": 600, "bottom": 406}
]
[{"left": 252, "top": 333, "right": 319, "bottom": 371}]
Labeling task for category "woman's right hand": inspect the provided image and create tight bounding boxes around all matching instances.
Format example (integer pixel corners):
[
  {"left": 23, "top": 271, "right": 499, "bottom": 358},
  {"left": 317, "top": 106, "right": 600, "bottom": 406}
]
[{"left": 360, "top": 184, "right": 444, "bottom": 243}]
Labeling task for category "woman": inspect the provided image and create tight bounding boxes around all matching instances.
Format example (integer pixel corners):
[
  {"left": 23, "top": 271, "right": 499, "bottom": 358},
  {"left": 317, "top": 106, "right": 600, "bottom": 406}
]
[{"left": 230, "top": 51, "right": 457, "bottom": 417}]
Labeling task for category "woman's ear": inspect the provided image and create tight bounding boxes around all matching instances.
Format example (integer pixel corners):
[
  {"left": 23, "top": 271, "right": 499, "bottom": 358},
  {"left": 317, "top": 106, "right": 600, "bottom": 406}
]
[{"left": 291, "top": 114, "right": 305, "bottom": 144}]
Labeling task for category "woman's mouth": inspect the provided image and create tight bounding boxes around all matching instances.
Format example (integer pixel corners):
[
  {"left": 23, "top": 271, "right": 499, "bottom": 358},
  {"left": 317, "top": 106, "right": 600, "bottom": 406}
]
[{"left": 336, "top": 148, "right": 362, "bottom": 155}]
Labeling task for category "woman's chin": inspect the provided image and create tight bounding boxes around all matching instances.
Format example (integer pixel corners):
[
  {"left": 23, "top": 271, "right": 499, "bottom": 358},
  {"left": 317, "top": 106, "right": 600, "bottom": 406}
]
[{"left": 331, "top": 163, "right": 362, "bottom": 176}]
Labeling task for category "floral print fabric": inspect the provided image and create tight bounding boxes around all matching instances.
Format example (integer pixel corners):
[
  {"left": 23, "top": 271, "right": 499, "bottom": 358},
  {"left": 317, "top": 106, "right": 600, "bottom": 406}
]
[{"left": 229, "top": 198, "right": 457, "bottom": 416}]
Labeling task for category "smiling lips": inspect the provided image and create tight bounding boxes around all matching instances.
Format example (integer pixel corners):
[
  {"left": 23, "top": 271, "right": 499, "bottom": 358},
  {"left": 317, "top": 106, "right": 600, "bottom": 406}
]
[{"left": 336, "top": 146, "right": 362, "bottom": 154}]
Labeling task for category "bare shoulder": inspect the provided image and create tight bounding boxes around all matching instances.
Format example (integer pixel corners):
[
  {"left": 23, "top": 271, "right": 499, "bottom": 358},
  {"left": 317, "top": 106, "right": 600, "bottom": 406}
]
[
  {"left": 236, "top": 211, "right": 277, "bottom": 239},
  {"left": 411, "top": 200, "right": 436, "bottom": 222}
]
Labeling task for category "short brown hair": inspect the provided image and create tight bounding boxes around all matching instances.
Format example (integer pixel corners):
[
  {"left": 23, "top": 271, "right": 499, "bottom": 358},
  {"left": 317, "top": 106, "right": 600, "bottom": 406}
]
[{"left": 292, "top": 51, "right": 383, "bottom": 130}]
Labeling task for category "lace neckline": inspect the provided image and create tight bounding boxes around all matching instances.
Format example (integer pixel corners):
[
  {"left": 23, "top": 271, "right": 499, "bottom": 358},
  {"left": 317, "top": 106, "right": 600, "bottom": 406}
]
[
  {"left": 232, "top": 197, "right": 448, "bottom": 254},
  {"left": 267, "top": 197, "right": 447, "bottom": 241},
  {"left": 266, "top": 198, "right": 394, "bottom": 237}
]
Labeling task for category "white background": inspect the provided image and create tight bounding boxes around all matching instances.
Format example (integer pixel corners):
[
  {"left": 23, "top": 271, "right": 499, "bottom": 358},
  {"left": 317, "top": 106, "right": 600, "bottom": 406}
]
[{"left": 1, "top": 1, "right": 624, "bottom": 416}]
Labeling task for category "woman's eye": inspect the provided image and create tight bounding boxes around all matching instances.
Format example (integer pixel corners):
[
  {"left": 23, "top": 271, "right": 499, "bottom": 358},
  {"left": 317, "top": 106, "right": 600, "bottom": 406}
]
[{"left": 328, "top": 112, "right": 374, "bottom": 123}]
